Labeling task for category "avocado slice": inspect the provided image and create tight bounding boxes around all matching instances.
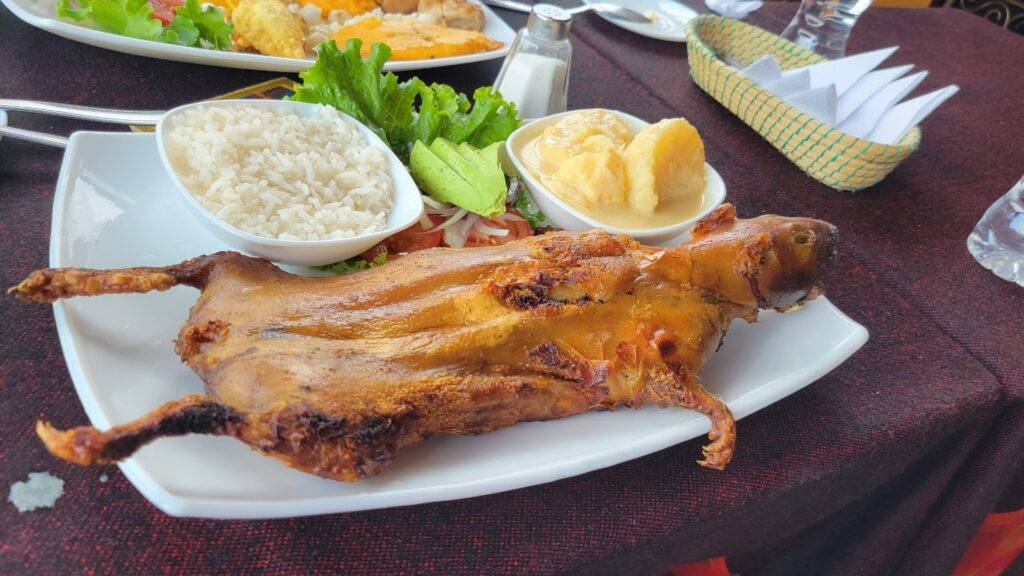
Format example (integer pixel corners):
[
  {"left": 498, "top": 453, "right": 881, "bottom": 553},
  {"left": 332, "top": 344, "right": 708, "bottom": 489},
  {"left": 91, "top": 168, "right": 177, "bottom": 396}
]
[
  {"left": 476, "top": 142, "right": 510, "bottom": 192},
  {"left": 410, "top": 140, "right": 505, "bottom": 217},
  {"left": 431, "top": 139, "right": 487, "bottom": 192},
  {"left": 454, "top": 141, "right": 508, "bottom": 205},
  {"left": 457, "top": 142, "right": 479, "bottom": 164}
]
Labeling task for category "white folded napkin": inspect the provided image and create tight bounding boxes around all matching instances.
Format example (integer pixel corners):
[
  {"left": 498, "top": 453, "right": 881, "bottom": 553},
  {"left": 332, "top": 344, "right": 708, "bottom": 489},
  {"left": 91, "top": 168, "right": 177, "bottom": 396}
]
[
  {"left": 735, "top": 47, "right": 955, "bottom": 145},
  {"left": 836, "top": 65, "right": 912, "bottom": 124},
  {"left": 867, "top": 85, "right": 959, "bottom": 145},
  {"left": 788, "top": 85, "right": 838, "bottom": 126},
  {"left": 762, "top": 69, "right": 811, "bottom": 99},
  {"left": 838, "top": 71, "right": 927, "bottom": 139},
  {"left": 740, "top": 54, "right": 782, "bottom": 85},
  {"left": 782, "top": 47, "right": 898, "bottom": 95},
  {"left": 705, "top": 0, "right": 763, "bottom": 19}
]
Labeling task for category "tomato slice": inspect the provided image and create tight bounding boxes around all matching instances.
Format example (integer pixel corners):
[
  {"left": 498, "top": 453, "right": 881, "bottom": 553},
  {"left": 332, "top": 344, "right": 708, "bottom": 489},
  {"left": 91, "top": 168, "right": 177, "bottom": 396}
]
[
  {"left": 361, "top": 215, "right": 445, "bottom": 261},
  {"left": 150, "top": 0, "right": 183, "bottom": 25},
  {"left": 361, "top": 209, "right": 535, "bottom": 261},
  {"left": 464, "top": 210, "right": 534, "bottom": 247}
]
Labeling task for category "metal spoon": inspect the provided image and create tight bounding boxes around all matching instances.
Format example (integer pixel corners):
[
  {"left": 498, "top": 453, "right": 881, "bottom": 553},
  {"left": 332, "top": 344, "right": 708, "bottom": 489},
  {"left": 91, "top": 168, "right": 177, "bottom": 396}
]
[{"left": 482, "top": 1, "right": 653, "bottom": 24}]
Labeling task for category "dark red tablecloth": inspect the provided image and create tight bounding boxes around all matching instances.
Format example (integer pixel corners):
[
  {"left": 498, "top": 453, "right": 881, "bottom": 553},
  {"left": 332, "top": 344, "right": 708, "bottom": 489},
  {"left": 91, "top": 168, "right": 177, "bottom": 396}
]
[{"left": 1, "top": 3, "right": 1021, "bottom": 575}]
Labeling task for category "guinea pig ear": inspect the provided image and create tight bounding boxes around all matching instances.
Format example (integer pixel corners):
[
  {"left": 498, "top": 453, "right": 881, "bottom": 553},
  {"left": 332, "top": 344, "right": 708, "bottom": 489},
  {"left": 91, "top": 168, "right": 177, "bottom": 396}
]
[
  {"left": 692, "top": 204, "right": 736, "bottom": 238},
  {"left": 732, "top": 232, "right": 778, "bottom": 308}
]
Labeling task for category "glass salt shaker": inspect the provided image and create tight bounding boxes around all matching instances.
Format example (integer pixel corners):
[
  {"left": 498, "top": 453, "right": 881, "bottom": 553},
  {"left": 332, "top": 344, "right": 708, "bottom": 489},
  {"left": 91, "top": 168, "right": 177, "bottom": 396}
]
[
  {"left": 968, "top": 174, "right": 1024, "bottom": 287},
  {"left": 493, "top": 4, "right": 572, "bottom": 120}
]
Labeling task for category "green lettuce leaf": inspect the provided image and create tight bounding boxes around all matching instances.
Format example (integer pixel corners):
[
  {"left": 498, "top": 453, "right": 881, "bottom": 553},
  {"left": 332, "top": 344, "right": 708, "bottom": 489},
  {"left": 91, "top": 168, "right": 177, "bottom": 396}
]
[
  {"left": 59, "top": 0, "right": 163, "bottom": 40},
  {"left": 438, "top": 86, "right": 520, "bottom": 148},
  {"left": 514, "top": 187, "right": 552, "bottom": 230},
  {"left": 173, "top": 0, "right": 232, "bottom": 50},
  {"left": 56, "top": 0, "right": 231, "bottom": 49},
  {"left": 317, "top": 251, "right": 388, "bottom": 275},
  {"left": 158, "top": 14, "right": 199, "bottom": 45},
  {"left": 291, "top": 40, "right": 520, "bottom": 162},
  {"left": 56, "top": 0, "right": 92, "bottom": 21}
]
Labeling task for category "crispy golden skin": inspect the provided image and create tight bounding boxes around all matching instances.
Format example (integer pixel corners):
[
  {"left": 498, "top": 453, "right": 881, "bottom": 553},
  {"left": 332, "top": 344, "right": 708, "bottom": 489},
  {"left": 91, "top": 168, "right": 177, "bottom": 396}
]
[{"left": 11, "top": 205, "right": 836, "bottom": 481}]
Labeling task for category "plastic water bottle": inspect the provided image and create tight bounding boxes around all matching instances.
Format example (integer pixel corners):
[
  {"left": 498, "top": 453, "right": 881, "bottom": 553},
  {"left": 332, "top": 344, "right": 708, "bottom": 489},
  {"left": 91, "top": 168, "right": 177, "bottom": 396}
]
[
  {"left": 781, "top": 0, "right": 873, "bottom": 59},
  {"left": 967, "top": 175, "right": 1024, "bottom": 287}
]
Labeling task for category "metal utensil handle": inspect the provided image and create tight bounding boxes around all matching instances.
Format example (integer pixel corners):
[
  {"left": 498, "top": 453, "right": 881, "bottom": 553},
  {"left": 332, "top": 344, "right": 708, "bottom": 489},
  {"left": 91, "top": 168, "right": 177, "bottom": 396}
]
[
  {"left": 567, "top": 3, "right": 651, "bottom": 22},
  {"left": 0, "top": 125, "right": 69, "bottom": 148},
  {"left": 481, "top": 0, "right": 535, "bottom": 13},
  {"left": 0, "top": 99, "right": 164, "bottom": 125}
]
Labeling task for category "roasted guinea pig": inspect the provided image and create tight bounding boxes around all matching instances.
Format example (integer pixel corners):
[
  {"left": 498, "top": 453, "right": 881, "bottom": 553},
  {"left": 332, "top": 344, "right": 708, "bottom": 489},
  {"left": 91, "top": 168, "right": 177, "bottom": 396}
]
[{"left": 10, "top": 204, "right": 836, "bottom": 481}]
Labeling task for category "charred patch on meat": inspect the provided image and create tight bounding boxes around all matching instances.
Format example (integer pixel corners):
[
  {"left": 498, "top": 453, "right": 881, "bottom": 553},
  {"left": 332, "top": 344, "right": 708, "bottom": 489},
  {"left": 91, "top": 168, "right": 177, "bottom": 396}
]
[
  {"left": 175, "top": 319, "right": 229, "bottom": 358},
  {"left": 490, "top": 271, "right": 559, "bottom": 310},
  {"left": 265, "top": 407, "right": 404, "bottom": 480},
  {"left": 527, "top": 342, "right": 612, "bottom": 393},
  {"left": 35, "top": 395, "right": 243, "bottom": 466}
]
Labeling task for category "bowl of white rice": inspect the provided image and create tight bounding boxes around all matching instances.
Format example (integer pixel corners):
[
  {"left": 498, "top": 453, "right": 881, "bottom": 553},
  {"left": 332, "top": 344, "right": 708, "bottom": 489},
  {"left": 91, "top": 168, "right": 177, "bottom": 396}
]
[{"left": 157, "top": 100, "right": 423, "bottom": 266}]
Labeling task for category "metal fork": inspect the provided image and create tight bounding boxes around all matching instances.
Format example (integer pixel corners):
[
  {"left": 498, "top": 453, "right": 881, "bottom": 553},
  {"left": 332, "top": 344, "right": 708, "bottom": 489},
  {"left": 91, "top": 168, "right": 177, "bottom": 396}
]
[
  {"left": 0, "top": 99, "right": 164, "bottom": 148},
  {"left": 481, "top": 0, "right": 653, "bottom": 24}
]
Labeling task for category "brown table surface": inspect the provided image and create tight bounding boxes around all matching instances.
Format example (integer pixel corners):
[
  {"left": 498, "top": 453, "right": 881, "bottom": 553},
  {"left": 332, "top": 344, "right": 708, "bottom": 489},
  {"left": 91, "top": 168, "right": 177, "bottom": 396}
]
[{"left": 1, "top": 3, "right": 1022, "bottom": 575}]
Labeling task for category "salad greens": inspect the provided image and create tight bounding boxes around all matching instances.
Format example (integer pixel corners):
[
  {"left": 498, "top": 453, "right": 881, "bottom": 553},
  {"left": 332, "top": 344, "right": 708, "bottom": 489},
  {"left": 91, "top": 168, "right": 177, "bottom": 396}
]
[
  {"left": 164, "top": 0, "right": 234, "bottom": 49},
  {"left": 318, "top": 252, "right": 388, "bottom": 275},
  {"left": 292, "top": 38, "right": 551, "bottom": 275},
  {"left": 57, "top": 0, "right": 232, "bottom": 50},
  {"left": 515, "top": 189, "right": 553, "bottom": 230},
  {"left": 291, "top": 40, "right": 521, "bottom": 162}
]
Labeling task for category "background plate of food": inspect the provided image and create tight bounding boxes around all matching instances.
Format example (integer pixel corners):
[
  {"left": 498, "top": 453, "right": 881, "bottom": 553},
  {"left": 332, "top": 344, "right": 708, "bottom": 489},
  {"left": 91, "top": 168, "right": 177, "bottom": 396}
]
[{"left": 0, "top": 0, "right": 514, "bottom": 71}]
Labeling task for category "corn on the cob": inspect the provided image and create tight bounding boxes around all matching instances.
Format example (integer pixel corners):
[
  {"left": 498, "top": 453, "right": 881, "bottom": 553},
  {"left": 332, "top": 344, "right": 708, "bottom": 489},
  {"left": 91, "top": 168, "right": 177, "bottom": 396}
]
[{"left": 232, "top": 0, "right": 306, "bottom": 58}]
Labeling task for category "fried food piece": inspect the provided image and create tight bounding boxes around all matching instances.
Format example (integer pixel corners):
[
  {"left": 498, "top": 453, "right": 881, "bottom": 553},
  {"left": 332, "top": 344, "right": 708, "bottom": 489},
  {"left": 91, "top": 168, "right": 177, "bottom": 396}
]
[
  {"left": 333, "top": 17, "right": 501, "bottom": 60},
  {"left": 418, "top": 0, "right": 485, "bottom": 31},
  {"left": 441, "top": 0, "right": 485, "bottom": 31},
  {"left": 299, "top": 0, "right": 377, "bottom": 16},
  {"left": 232, "top": 0, "right": 306, "bottom": 58},
  {"left": 12, "top": 205, "right": 837, "bottom": 481},
  {"left": 625, "top": 118, "right": 707, "bottom": 213},
  {"left": 381, "top": 0, "right": 417, "bottom": 12}
]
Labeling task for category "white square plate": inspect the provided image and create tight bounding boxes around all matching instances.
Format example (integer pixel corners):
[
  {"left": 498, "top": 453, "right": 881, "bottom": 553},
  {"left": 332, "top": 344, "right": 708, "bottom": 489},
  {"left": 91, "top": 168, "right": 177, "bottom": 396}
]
[
  {"left": 0, "top": 0, "right": 514, "bottom": 72},
  {"left": 45, "top": 132, "right": 868, "bottom": 519}
]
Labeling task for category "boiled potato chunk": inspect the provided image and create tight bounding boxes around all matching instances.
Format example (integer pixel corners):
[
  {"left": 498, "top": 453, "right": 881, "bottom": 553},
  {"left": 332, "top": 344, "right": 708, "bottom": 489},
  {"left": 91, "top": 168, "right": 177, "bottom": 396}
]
[
  {"left": 550, "top": 142, "right": 628, "bottom": 209},
  {"left": 624, "top": 118, "right": 706, "bottom": 213},
  {"left": 541, "top": 109, "right": 633, "bottom": 158},
  {"left": 534, "top": 109, "right": 631, "bottom": 208}
]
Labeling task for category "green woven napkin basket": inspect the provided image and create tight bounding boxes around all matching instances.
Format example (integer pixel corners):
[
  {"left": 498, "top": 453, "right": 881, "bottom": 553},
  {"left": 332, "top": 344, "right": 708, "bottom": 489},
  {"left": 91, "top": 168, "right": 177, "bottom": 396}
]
[{"left": 684, "top": 16, "right": 920, "bottom": 191}]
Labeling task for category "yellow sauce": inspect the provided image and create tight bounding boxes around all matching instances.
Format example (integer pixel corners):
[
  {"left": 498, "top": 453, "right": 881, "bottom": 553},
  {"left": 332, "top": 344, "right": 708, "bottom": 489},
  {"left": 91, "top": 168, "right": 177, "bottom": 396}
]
[{"left": 518, "top": 109, "right": 708, "bottom": 230}]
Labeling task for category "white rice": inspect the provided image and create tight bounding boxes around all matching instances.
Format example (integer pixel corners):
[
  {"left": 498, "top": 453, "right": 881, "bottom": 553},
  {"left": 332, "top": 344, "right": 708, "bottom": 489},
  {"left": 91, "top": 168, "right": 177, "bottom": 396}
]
[{"left": 166, "top": 104, "right": 393, "bottom": 241}]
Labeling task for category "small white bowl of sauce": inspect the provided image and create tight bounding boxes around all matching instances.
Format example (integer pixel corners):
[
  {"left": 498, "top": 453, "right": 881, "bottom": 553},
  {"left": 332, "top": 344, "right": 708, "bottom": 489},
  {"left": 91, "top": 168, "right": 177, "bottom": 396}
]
[{"left": 506, "top": 109, "right": 726, "bottom": 244}]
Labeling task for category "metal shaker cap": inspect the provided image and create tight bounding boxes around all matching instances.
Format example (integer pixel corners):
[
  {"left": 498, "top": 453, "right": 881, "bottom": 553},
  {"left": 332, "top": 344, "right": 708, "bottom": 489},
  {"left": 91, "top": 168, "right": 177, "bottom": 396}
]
[{"left": 527, "top": 4, "right": 572, "bottom": 41}]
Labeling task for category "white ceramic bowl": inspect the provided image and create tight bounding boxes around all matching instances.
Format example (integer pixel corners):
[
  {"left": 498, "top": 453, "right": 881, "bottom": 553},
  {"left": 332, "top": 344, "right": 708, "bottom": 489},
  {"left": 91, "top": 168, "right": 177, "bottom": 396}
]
[
  {"left": 505, "top": 109, "right": 727, "bottom": 245},
  {"left": 156, "top": 99, "right": 423, "bottom": 267}
]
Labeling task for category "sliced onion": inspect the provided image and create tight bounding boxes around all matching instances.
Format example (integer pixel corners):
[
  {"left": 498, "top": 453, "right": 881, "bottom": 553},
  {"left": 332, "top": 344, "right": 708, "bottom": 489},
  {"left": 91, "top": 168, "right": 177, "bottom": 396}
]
[
  {"left": 473, "top": 221, "right": 510, "bottom": 237},
  {"left": 444, "top": 222, "right": 468, "bottom": 248},
  {"left": 425, "top": 205, "right": 460, "bottom": 216},
  {"left": 417, "top": 212, "right": 434, "bottom": 230},
  {"left": 425, "top": 208, "right": 468, "bottom": 233},
  {"left": 420, "top": 194, "right": 452, "bottom": 210},
  {"left": 460, "top": 214, "right": 481, "bottom": 235},
  {"left": 496, "top": 212, "right": 527, "bottom": 223}
]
